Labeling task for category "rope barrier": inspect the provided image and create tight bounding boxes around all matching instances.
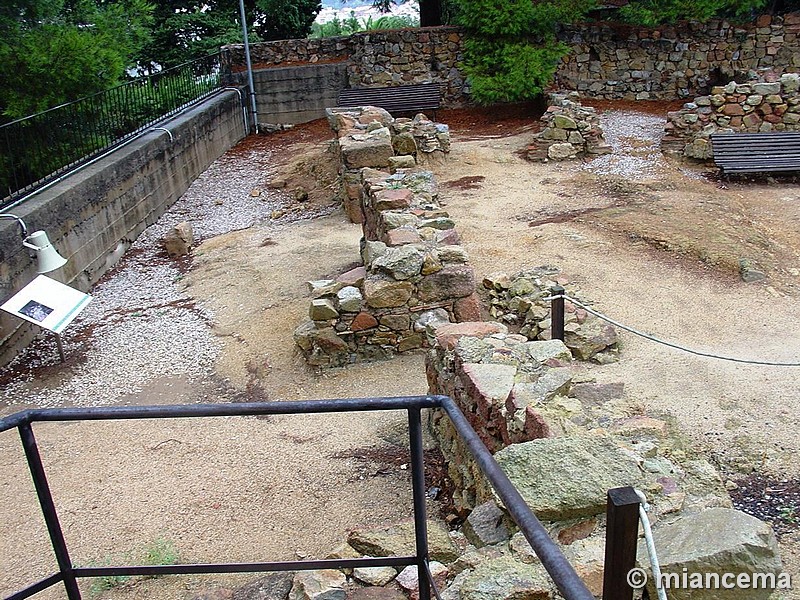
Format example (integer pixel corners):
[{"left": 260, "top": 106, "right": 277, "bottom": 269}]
[
  {"left": 545, "top": 293, "right": 800, "bottom": 367},
  {"left": 635, "top": 489, "right": 668, "bottom": 600}
]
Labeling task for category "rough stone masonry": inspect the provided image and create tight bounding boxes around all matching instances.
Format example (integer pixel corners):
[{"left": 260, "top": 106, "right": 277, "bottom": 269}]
[{"left": 294, "top": 106, "right": 481, "bottom": 367}]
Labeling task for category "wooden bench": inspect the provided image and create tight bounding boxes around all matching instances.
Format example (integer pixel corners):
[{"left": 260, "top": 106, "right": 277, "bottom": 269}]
[
  {"left": 711, "top": 132, "right": 800, "bottom": 176},
  {"left": 337, "top": 83, "right": 441, "bottom": 117}
]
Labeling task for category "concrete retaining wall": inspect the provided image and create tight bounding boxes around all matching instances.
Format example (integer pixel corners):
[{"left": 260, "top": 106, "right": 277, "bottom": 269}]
[{"left": 0, "top": 90, "right": 246, "bottom": 366}]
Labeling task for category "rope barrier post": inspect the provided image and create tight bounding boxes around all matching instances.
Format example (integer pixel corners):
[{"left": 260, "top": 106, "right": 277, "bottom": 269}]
[
  {"left": 602, "top": 486, "right": 641, "bottom": 600},
  {"left": 550, "top": 285, "right": 565, "bottom": 341}
]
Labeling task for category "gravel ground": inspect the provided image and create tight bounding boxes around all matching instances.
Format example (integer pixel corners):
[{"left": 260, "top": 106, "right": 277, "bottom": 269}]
[{"left": 0, "top": 138, "right": 290, "bottom": 408}]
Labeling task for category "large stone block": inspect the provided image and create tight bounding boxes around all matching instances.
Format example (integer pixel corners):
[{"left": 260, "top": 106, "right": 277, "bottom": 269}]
[
  {"left": 494, "top": 435, "right": 645, "bottom": 520},
  {"left": 418, "top": 265, "right": 476, "bottom": 302},
  {"left": 364, "top": 276, "right": 414, "bottom": 308},
  {"left": 348, "top": 519, "right": 460, "bottom": 564},
  {"left": 639, "top": 508, "right": 783, "bottom": 600},
  {"left": 339, "top": 127, "right": 394, "bottom": 169}
]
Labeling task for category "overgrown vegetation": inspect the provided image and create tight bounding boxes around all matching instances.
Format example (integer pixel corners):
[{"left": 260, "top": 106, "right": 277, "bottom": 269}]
[
  {"left": 310, "top": 11, "right": 419, "bottom": 37},
  {"left": 618, "top": 0, "right": 769, "bottom": 25},
  {"left": 457, "top": 0, "right": 595, "bottom": 105}
]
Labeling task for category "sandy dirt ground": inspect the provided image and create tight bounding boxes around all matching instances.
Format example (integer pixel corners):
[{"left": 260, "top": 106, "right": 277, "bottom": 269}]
[{"left": 2, "top": 102, "right": 800, "bottom": 598}]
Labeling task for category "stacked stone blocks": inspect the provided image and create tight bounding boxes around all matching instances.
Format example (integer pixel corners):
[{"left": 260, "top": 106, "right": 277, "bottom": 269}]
[
  {"left": 294, "top": 107, "right": 480, "bottom": 368},
  {"left": 663, "top": 72, "right": 800, "bottom": 158},
  {"left": 527, "top": 92, "right": 611, "bottom": 162}
]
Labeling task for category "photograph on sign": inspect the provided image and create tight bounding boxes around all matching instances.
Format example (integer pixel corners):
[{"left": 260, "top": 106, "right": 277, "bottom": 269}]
[{"left": 19, "top": 300, "right": 55, "bottom": 322}]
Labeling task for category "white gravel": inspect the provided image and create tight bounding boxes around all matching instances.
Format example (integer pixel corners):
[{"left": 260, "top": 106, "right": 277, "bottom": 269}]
[
  {"left": 582, "top": 110, "right": 669, "bottom": 179},
  {"left": 0, "top": 137, "right": 285, "bottom": 408}
]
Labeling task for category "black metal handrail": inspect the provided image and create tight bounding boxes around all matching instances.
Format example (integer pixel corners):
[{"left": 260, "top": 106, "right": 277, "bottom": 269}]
[
  {"left": 0, "top": 53, "right": 224, "bottom": 206},
  {"left": 0, "top": 395, "right": 595, "bottom": 600}
]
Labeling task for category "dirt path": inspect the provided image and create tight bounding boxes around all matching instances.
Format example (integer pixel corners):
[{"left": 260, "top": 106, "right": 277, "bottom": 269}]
[{"left": 2, "top": 103, "right": 800, "bottom": 597}]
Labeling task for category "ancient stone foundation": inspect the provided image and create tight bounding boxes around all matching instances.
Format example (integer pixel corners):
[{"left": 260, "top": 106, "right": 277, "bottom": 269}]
[
  {"left": 294, "top": 107, "right": 479, "bottom": 367},
  {"left": 526, "top": 93, "right": 611, "bottom": 162},
  {"left": 663, "top": 71, "right": 800, "bottom": 158},
  {"left": 424, "top": 324, "right": 783, "bottom": 598}
]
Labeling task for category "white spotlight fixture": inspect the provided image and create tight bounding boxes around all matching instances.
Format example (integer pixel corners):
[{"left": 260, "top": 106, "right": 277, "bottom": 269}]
[{"left": 0, "top": 213, "right": 68, "bottom": 273}]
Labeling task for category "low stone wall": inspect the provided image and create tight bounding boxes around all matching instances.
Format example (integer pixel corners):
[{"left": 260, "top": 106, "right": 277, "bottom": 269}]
[
  {"left": 294, "top": 107, "right": 482, "bottom": 367},
  {"left": 0, "top": 91, "right": 246, "bottom": 366},
  {"left": 663, "top": 72, "right": 800, "bottom": 158},
  {"left": 425, "top": 323, "right": 783, "bottom": 597},
  {"left": 526, "top": 92, "right": 611, "bottom": 161}
]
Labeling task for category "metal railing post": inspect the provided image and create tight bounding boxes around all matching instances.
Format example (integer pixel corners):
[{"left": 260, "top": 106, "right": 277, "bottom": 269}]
[
  {"left": 602, "top": 486, "right": 641, "bottom": 600},
  {"left": 408, "top": 408, "right": 431, "bottom": 600},
  {"left": 18, "top": 422, "right": 82, "bottom": 600},
  {"left": 550, "top": 285, "right": 565, "bottom": 341}
]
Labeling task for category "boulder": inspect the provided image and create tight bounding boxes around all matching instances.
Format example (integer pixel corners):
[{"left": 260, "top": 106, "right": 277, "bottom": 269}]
[
  {"left": 638, "top": 508, "right": 783, "bottom": 600},
  {"left": 493, "top": 435, "right": 645, "bottom": 520},
  {"left": 340, "top": 128, "right": 394, "bottom": 169},
  {"left": 348, "top": 520, "right": 460, "bottom": 564},
  {"left": 418, "top": 265, "right": 476, "bottom": 302},
  {"left": 463, "top": 501, "right": 510, "bottom": 547},
  {"left": 396, "top": 562, "right": 448, "bottom": 600},
  {"left": 162, "top": 221, "right": 193, "bottom": 258},
  {"left": 232, "top": 573, "right": 294, "bottom": 600},
  {"left": 310, "top": 299, "right": 339, "bottom": 321},
  {"left": 352, "top": 565, "right": 397, "bottom": 586},
  {"left": 547, "top": 143, "right": 578, "bottom": 161},
  {"left": 372, "top": 246, "right": 425, "bottom": 280},
  {"left": 373, "top": 188, "right": 413, "bottom": 211},
  {"left": 364, "top": 277, "right": 414, "bottom": 308},
  {"left": 289, "top": 570, "right": 346, "bottom": 600},
  {"left": 435, "top": 322, "right": 508, "bottom": 351},
  {"left": 458, "top": 556, "right": 552, "bottom": 600},
  {"left": 563, "top": 318, "right": 617, "bottom": 361},
  {"left": 392, "top": 131, "right": 418, "bottom": 155},
  {"left": 336, "top": 286, "right": 363, "bottom": 313}
]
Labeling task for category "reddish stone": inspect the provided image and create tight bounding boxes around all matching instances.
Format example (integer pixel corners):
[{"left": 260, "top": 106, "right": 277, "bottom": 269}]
[
  {"left": 759, "top": 103, "right": 773, "bottom": 115},
  {"left": 345, "top": 183, "right": 362, "bottom": 200},
  {"left": 337, "top": 266, "right": 366, "bottom": 287},
  {"left": 764, "top": 114, "right": 783, "bottom": 124},
  {"left": 521, "top": 406, "right": 552, "bottom": 440},
  {"left": 453, "top": 293, "right": 482, "bottom": 322},
  {"left": 383, "top": 228, "right": 423, "bottom": 246},
  {"left": 743, "top": 113, "right": 763, "bottom": 128},
  {"left": 730, "top": 116, "right": 743, "bottom": 128},
  {"left": 351, "top": 312, "right": 378, "bottom": 331},
  {"left": 756, "top": 13, "right": 772, "bottom": 26},
  {"left": 436, "top": 229, "right": 461, "bottom": 245},
  {"left": 721, "top": 104, "right": 744, "bottom": 116},
  {"left": 557, "top": 518, "right": 598, "bottom": 545},
  {"left": 435, "top": 322, "right": 507, "bottom": 351},
  {"left": 344, "top": 197, "right": 364, "bottom": 224},
  {"left": 373, "top": 188, "right": 413, "bottom": 211}
]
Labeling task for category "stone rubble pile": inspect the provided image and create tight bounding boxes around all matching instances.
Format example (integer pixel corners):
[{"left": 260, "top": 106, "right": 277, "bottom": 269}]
[
  {"left": 294, "top": 108, "right": 477, "bottom": 368},
  {"left": 483, "top": 266, "right": 618, "bottom": 363},
  {"left": 327, "top": 106, "right": 450, "bottom": 223},
  {"left": 526, "top": 92, "right": 611, "bottom": 162},
  {"left": 662, "top": 71, "right": 800, "bottom": 159}
]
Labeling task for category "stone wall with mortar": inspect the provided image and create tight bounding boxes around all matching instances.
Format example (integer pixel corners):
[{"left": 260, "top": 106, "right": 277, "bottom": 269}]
[
  {"left": 293, "top": 106, "right": 481, "bottom": 367},
  {"left": 0, "top": 91, "right": 246, "bottom": 367},
  {"left": 556, "top": 13, "right": 800, "bottom": 100},
  {"left": 223, "top": 15, "right": 800, "bottom": 115},
  {"left": 662, "top": 72, "right": 800, "bottom": 158},
  {"left": 424, "top": 323, "right": 783, "bottom": 597},
  {"left": 222, "top": 26, "right": 467, "bottom": 123}
]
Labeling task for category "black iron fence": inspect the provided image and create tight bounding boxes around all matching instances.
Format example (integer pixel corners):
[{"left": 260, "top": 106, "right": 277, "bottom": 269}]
[
  {"left": 0, "top": 53, "right": 224, "bottom": 207},
  {"left": 0, "top": 395, "right": 597, "bottom": 600}
]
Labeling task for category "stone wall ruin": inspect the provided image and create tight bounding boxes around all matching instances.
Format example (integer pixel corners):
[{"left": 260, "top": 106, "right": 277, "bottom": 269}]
[
  {"left": 662, "top": 71, "right": 800, "bottom": 159},
  {"left": 293, "top": 106, "right": 481, "bottom": 367}
]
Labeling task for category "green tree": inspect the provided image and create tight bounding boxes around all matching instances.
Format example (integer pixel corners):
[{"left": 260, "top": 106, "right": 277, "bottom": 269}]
[
  {"left": 458, "top": 0, "right": 595, "bottom": 105},
  {"left": 619, "top": 0, "right": 767, "bottom": 24},
  {"left": 0, "top": 0, "right": 153, "bottom": 119}
]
